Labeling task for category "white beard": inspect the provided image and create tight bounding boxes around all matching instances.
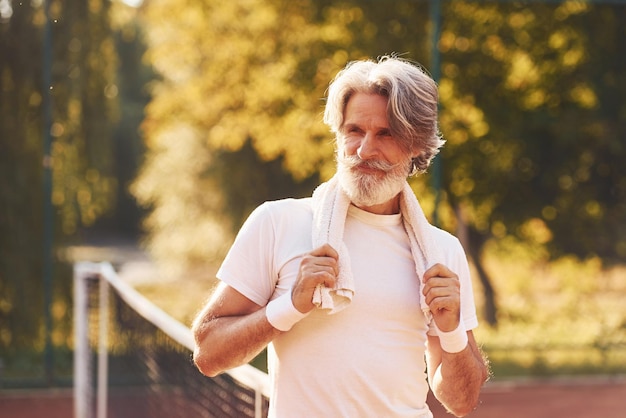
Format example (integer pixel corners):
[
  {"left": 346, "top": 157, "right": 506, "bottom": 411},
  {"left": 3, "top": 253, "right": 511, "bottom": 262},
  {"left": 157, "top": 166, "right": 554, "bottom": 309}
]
[{"left": 336, "top": 153, "right": 410, "bottom": 207}]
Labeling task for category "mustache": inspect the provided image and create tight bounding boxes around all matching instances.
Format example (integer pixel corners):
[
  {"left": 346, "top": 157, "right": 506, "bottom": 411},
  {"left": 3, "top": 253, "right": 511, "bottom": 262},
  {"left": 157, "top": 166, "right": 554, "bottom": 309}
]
[{"left": 339, "top": 154, "right": 404, "bottom": 172}]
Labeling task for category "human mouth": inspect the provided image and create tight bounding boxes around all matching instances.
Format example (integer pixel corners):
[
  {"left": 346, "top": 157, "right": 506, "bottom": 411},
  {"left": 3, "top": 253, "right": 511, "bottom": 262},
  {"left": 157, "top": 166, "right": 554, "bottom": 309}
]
[{"left": 354, "top": 163, "right": 385, "bottom": 175}]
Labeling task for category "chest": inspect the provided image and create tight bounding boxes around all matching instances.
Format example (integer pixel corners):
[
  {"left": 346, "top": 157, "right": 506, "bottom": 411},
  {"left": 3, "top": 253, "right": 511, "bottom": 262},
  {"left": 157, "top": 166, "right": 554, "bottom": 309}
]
[
  {"left": 275, "top": 217, "right": 424, "bottom": 324},
  {"left": 342, "top": 218, "right": 423, "bottom": 322}
]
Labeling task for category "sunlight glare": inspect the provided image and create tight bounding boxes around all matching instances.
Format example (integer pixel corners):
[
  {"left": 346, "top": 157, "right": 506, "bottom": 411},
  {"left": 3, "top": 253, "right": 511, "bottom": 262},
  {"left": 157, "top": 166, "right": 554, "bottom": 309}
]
[
  {"left": 120, "top": 0, "right": 143, "bottom": 8},
  {"left": 0, "top": 0, "right": 13, "bottom": 20}
]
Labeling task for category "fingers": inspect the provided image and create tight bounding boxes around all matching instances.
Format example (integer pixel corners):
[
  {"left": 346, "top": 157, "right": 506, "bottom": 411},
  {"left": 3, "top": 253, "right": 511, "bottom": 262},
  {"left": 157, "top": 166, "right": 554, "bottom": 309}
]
[
  {"left": 422, "top": 264, "right": 461, "bottom": 331},
  {"left": 309, "top": 244, "right": 339, "bottom": 265},
  {"left": 304, "top": 244, "right": 339, "bottom": 281},
  {"left": 422, "top": 263, "right": 454, "bottom": 282},
  {"left": 422, "top": 276, "right": 460, "bottom": 304},
  {"left": 291, "top": 244, "right": 339, "bottom": 312}
]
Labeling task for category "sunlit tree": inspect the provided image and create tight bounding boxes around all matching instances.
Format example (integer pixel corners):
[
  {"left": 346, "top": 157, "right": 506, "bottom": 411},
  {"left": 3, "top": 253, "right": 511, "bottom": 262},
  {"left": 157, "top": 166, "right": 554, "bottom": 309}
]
[
  {"left": 0, "top": 0, "right": 118, "bottom": 373},
  {"left": 135, "top": 0, "right": 626, "bottom": 326},
  {"left": 135, "top": 0, "right": 351, "bottom": 270},
  {"left": 437, "top": 1, "right": 626, "bottom": 324}
]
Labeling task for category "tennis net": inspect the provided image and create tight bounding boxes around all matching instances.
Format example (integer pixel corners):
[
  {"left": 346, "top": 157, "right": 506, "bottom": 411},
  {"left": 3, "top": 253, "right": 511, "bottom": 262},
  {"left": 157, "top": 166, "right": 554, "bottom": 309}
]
[{"left": 73, "top": 261, "right": 270, "bottom": 418}]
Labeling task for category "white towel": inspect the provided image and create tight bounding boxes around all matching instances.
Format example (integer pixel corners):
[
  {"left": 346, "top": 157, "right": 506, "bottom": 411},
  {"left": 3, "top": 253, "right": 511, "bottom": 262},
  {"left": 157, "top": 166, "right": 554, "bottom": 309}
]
[{"left": 311, "top": 175, "right": 442, "bottom": 321}]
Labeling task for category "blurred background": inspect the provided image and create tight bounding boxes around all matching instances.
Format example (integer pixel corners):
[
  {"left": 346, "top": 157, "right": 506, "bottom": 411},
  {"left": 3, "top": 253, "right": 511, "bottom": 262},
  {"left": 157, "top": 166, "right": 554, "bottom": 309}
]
[{"left": 1, "top": 0, "right": 625, "bottom": 395}]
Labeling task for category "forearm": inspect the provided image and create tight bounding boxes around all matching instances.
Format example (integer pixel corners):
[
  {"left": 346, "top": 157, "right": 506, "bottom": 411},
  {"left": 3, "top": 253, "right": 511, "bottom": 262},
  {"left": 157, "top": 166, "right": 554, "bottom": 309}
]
[
  {"left": 193, "top": 308, "right": 281, "bottom": 377},
  {"left": 429, "top": 338, "right": 489, "bottom": 417}
]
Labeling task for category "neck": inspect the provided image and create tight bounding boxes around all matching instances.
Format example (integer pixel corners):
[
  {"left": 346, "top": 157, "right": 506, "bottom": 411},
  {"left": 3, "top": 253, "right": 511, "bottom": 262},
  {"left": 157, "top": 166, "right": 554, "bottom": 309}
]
[{"left": 353, "top": 194, "right": 401, "bottom": 215}]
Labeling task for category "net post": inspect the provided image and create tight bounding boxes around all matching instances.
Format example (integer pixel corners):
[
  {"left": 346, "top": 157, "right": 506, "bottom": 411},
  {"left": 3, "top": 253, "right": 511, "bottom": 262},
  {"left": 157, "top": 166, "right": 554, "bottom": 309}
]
[
  {"left": 79, "top": 261, "right": 271, "bottom": 417},
  {"left": 74, "top": 262, "right": 95, "bottom": 418},
  {"left": 97, "top": 266, "right": 109, "bottom": 418},
  {"left": 254, "top": 389, "right": 262, "bottom": 418}
]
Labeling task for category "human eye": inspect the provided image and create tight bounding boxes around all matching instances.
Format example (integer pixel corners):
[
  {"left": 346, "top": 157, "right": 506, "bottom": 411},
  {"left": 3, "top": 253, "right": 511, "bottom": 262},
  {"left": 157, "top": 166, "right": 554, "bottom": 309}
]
[
  {"left": 344, "top": 124, "right": 363, "bottom": 135},
  {"left": 378, "top": 128, "right": 392, "bottom": 138}
]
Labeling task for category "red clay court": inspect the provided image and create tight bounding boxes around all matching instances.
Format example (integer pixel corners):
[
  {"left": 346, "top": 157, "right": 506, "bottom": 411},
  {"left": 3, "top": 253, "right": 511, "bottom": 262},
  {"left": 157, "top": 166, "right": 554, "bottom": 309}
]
[
  {"left": 432, "top": 376, "right": 626, "bottom": 417},
  {"left": 2, "top": 375, "right": 625, "bottom": 418}
]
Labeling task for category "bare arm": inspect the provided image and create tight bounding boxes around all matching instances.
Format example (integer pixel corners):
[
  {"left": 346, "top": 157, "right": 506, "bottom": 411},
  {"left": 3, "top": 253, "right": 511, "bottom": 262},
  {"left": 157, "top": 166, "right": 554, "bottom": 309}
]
[
  {"left": 191, "top": 283, "right": 280, "bottom": 377},
  {"left": 191, "top": 244, "right": 339, "bottom": 377},
  {"left": 422, "top": 264, "right": 490, "bottom": 417},
  {"left": 426, "top": 331, "right": 489, "bottom": 417}
]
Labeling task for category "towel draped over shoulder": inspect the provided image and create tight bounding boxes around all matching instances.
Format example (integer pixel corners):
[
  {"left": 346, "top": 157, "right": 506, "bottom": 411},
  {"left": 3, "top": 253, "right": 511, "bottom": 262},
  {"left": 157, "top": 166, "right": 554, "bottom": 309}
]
[{"left": 311, "top": 175, "right": 443, "bottom": 322}]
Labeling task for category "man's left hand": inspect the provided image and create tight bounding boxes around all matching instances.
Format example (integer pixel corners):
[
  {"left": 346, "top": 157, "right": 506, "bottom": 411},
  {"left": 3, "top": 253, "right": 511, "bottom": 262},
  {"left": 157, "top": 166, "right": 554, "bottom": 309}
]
[{"left": 422, "top": 264, "right": 461, "bottom": 332}]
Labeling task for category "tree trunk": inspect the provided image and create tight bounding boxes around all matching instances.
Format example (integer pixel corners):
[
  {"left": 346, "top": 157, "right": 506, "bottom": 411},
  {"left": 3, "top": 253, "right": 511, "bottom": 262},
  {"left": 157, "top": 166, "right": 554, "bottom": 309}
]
[{"left": 467, "top": 228, "right": 498, "bottom": 327}]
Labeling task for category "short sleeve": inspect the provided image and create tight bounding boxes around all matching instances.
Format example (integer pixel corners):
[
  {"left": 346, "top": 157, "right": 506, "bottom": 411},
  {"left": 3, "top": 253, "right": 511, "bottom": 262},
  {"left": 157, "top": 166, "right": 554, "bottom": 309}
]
[
  {"left": 427, "top": 234, "right": 479, "bottom": 335},
  {"left": 216, "top": 202, "right": 278, "bottom": 306}
]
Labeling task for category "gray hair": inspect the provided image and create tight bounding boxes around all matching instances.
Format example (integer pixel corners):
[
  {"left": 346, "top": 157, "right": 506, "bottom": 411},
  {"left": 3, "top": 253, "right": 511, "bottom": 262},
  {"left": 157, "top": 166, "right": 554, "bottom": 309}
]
[{"left": 323, "top": 56, "right": 445, "bottom": 174}]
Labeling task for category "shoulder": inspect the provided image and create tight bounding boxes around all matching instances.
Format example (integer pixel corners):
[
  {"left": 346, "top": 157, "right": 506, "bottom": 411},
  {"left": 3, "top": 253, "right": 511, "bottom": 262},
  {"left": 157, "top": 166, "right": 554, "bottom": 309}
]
[
  {"left": 261, "top": 197, "right": 313, "bottom": 215},
  {"left": 254, "top": 197, "right": 313, "bottom": 226},
  {"left": 427, "top": 225, "right": 468, "bottom": 267},
  {"left": 240, "top": 197, "right": 313, "bottom": 240},
  {"left": 243, "top": 197, "right": 312, "bottom": 225},
  {"left": 429, "top": 225, "right": 462, "bottom": 250},
  {"left": 218, "top": 198, "right": 314, "bottom": 305}
]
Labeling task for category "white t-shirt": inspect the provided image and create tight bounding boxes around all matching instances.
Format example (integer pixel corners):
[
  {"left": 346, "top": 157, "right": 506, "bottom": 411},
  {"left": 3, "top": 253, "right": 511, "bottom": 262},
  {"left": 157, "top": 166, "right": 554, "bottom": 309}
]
[{"left": 217, "top": 198, "right": 479, "bottom": 418}]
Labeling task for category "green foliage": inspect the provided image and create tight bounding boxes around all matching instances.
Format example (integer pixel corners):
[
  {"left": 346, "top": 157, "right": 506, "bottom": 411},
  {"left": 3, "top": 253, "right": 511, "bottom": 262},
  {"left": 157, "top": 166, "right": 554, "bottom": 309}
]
[
  {"left": 136, "top": 0, "right": 626, "bottom": 267},
  {"left": 438, "top": 2, "right": 626, "bottom": 264},
  {"left": 133, "top": 0, "right": 626, "bottom": 331},
  {"left": 422, "top": 1, "right": 626, "bottom": 324},
  {"left": 142, "top": 0, "right": 337, "bottom": 177},
  {"left": 48, "top": 0, "right": 118, "bottom": 234},
  {"left": 134, "top": 0, "right": 341, "bottom": 271},
  {"left": 209, "top": 140, "right": 320, "bottom": 232},
  {"left": 1, "top": 0, "right": 47, "bottom": 355},
  {"left": 473, "top": 241, "right": 626, "bottom": 378},
  {"left": 0, "top": 0, "right": 119, "bottom": 381},
  {"left": 134, "top": 0, "right": 438, "bottom": 270}
]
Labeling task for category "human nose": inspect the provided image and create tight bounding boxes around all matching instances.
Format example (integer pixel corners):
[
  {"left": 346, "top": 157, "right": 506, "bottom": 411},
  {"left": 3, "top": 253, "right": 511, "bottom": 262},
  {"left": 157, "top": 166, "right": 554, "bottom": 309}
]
[{"left": 357, "top": 132, "right": 379, "bottom": 160}]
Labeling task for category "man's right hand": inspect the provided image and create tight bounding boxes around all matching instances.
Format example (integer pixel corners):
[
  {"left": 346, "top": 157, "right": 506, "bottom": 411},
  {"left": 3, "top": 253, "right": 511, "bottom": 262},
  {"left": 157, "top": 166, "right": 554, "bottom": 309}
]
[{"left": 291, "top": 244, "right": 339, "bottom": 313}]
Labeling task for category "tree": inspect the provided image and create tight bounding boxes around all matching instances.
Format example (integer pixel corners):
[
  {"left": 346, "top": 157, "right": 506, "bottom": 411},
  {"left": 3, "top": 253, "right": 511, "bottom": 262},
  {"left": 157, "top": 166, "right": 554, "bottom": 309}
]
[
  {"left": 0, "top": 0, "right": 119, "bottom": 379},
  {"left": 135, "top": 0, "right": 440, "bottom": 270},
  {"left": 135, "top": 0, "right": 626, "bottom": 327},
  {"left": 436, "top": 1, "right": 626, "bottom": 324},
  {"left": 0, "top": 0, "right": 44, "bottom": 356},
  {"left": 134, "top": 0, "right": 352, "bottom": 270}
]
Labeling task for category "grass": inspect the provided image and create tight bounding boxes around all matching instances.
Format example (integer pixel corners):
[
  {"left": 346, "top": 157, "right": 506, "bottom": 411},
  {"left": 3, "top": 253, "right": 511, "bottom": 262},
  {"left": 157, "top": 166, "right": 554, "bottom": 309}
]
[
  {"left": 472, "top": 239, "right": 626, "bottom": 379},
  {"left": 134, "top": 240, "right": 626, "bottom": 380}
]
